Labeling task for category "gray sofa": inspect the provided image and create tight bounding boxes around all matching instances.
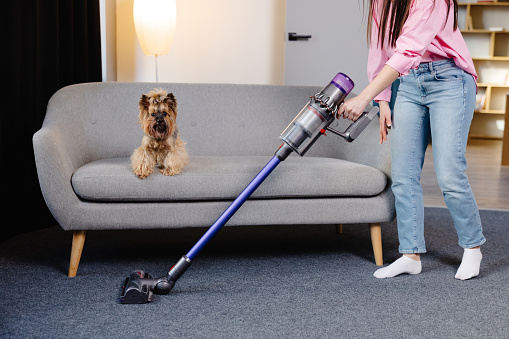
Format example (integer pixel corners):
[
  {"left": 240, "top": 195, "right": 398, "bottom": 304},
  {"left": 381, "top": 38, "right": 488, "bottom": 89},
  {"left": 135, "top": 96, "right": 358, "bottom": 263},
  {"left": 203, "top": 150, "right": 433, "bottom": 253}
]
[{"left": 33, "top": 82, "right": 395, "bottom": 277}]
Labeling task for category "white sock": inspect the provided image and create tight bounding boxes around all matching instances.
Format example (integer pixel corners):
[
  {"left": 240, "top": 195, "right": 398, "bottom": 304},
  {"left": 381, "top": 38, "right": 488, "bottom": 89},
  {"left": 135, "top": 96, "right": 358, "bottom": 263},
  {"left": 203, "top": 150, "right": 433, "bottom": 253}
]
[
  {"left": 373, "top": 255, "right": 422, "bottom": 279},
  {"left": 455, "top": 248, "right": 482, "bottom": 280}
]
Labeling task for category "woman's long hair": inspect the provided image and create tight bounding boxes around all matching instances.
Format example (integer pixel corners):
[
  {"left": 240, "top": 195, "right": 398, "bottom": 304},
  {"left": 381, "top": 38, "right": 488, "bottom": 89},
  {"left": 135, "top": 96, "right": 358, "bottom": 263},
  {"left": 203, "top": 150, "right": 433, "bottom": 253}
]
[{"left": 367, "top": 0, "right": 458, "bottom": 48}]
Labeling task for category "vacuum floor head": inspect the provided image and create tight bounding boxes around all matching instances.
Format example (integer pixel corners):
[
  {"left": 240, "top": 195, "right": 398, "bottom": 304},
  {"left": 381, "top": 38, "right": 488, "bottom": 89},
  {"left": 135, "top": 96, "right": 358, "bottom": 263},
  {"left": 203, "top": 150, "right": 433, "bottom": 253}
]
[
  {"left": 119, "top": 270, "right": 174, "bottom": 304},
  {"left": 119, "top": 270, "right": 154, "bottom": 304}
]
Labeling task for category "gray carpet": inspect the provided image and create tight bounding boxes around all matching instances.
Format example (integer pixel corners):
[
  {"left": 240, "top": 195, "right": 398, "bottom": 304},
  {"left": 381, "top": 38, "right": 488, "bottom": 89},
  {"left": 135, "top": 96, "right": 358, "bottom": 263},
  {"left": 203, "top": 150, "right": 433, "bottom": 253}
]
[{"left": 1, "top": 207, "right": 508, "bottom": 338}]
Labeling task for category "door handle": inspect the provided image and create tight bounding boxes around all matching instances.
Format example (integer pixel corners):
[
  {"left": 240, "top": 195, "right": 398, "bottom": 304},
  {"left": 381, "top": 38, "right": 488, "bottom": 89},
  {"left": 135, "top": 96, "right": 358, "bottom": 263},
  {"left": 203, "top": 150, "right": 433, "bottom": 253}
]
[{"left": 288, "top": 32, "right": 312, "bottom": 41}]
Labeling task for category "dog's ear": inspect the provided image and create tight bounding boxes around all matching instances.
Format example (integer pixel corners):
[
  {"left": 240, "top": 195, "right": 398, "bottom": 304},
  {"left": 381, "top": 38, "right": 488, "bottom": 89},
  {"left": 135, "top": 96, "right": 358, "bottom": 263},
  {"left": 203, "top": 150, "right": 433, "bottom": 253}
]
[
  {"left": 164, "top": 93, "right": 177, "bottom": 113},
  {"left": 138, "top": 94, "right": 150, "bottom": 122},
  {"left": 139, "top": 94, "right": 150, "bottom": 111}
]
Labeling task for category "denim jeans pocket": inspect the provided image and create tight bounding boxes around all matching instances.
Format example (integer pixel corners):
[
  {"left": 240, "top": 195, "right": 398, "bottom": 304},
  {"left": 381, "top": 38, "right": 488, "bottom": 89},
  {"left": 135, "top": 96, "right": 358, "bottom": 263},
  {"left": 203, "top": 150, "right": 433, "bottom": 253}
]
[{"left": 433, "top": 67, "right": 463, "bottom": 81}]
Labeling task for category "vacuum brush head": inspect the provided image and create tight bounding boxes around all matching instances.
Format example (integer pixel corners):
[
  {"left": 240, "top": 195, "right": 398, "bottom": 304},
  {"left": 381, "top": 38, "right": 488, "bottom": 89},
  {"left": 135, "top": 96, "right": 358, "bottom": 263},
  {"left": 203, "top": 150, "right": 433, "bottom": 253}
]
[{"left": 119, "top": 270, "right": 172, "bottom": 304}]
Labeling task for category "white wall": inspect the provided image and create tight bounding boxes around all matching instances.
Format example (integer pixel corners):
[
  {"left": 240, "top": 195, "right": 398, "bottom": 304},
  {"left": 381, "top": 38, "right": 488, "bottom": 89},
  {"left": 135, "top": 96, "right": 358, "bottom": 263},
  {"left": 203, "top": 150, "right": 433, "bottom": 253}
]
[{"left": 115, "top": 0, "right": 286, "bottom": 84}]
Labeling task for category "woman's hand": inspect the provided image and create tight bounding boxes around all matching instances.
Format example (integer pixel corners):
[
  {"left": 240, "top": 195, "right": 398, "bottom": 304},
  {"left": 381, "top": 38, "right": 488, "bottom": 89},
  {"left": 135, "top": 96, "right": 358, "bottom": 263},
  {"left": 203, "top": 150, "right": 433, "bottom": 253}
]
[
  {"left": 337, "top": 65, "right": 398, "bottom": 122},
  {"left": 378, "top": 101, "right": 392, "bottom": 144},
  {"left": 337, "top": 94, "right": 370, "bottom": 121}
]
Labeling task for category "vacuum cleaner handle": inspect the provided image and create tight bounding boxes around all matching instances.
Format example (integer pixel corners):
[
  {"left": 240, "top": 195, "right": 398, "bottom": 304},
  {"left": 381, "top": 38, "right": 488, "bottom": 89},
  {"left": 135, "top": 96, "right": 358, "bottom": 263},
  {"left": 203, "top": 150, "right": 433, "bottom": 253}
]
[
  {"left": 119, "top": 72, "right": 376, "bottom": 304},
  {"left": 326, "top": 106, "right": 379, "bottom": 142}
]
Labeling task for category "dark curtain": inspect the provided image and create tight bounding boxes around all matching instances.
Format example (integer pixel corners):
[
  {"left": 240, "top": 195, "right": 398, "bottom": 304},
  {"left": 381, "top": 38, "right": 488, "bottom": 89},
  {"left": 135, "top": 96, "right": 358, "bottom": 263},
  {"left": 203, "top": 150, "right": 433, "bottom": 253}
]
[{"left": 1, "top": 1, "right": 102, "bottom": 243}]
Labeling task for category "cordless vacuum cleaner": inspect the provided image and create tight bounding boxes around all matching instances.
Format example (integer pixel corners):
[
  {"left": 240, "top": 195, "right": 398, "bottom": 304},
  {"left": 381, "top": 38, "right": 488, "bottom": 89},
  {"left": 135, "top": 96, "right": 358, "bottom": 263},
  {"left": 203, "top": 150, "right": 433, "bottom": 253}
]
[{"left": 119, "top": 72, "right": 379, "bottom": 304}]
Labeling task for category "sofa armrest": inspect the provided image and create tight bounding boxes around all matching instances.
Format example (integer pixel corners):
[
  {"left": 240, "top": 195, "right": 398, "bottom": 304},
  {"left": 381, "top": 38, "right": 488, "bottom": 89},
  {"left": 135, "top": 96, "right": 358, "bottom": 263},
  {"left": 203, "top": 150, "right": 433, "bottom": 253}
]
[{"left": 33, "top": 125, "right": 84, "bottom": 229}]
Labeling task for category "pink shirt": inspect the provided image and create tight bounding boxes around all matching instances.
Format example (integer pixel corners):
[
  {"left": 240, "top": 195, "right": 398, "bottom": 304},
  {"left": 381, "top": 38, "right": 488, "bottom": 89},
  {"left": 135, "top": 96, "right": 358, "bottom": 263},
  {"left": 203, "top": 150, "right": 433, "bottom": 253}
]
[{"left": 368, "top": 0, "right": 477, "bottom": 102}]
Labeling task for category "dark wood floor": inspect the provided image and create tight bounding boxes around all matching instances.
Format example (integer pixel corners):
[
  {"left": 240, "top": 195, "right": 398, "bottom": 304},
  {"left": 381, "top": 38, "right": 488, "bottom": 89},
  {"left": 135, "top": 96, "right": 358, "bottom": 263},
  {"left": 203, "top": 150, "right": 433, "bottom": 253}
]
[{"left": 422, "top": 138, "right": 509, "bottom": 210}]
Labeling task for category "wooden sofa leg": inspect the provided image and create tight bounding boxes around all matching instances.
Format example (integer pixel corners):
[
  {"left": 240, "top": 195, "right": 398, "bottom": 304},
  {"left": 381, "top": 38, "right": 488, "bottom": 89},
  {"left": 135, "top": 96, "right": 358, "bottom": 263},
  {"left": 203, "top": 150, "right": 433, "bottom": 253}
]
[
  {"left": 335, "top": 224, "right": 343, "bottom": 234},
  {"left": 369, "top": 223, "right": 383, "bottom": 266},
  {"left": 69, "top": 230, "right": 87, "bottom": 277}
]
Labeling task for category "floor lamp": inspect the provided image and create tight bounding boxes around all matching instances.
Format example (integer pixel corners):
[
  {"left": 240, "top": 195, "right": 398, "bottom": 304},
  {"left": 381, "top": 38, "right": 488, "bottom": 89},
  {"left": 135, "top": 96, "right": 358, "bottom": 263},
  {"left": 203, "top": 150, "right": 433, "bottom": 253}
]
[{"left": 133, "top": 0, "right": 177, "bottom": 82}]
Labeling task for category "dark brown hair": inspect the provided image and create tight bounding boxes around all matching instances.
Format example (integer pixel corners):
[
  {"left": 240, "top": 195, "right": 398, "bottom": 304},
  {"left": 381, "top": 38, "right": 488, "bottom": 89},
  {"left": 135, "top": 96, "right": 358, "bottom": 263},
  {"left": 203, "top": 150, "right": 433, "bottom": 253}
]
[{"left": 367, "top": 0, "right": 458, "bottom": 48}]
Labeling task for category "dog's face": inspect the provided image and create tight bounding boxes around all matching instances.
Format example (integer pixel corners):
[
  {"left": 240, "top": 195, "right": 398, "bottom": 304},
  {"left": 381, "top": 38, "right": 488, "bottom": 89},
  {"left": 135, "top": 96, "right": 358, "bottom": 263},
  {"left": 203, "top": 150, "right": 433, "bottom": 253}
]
[{"left": 138, "top": 89, "right": 177, "bottom": 140}]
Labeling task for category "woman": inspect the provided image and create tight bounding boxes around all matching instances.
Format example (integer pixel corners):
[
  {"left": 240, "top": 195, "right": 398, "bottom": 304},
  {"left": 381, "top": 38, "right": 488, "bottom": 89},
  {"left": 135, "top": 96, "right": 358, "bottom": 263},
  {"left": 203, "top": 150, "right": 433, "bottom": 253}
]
[{"left": 338, "top": 0, "right": 486, "bottom": 279}]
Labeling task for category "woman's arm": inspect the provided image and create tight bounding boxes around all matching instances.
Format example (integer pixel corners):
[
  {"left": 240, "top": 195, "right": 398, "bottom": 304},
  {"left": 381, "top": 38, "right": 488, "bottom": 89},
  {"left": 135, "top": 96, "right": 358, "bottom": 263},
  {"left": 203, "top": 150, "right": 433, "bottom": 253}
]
[
  {"left": 338, "top": 64, "right": 399, "bottom": 121},
  {"left": 338, "top": 65, "right": 398, "bottom": 144}
]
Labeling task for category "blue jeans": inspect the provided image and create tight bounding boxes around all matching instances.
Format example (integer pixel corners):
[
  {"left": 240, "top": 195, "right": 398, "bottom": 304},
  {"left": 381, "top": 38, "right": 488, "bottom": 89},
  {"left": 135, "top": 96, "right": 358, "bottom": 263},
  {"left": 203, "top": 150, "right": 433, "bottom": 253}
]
[{"left": 391, "top": 59, "right": 486, "bottom": 253}]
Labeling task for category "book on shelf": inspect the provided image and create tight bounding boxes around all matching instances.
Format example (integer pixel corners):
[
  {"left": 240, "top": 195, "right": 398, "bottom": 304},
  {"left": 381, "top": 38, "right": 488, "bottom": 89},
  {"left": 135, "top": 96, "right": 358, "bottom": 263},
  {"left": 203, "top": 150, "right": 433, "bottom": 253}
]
[{"left": 476, "top": 93, "right": 486, "bottom": 111}]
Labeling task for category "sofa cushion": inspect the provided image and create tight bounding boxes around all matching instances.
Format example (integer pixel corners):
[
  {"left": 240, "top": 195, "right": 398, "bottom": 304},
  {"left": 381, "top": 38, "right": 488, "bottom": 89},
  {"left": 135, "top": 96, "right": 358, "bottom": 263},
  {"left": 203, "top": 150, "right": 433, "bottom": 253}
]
[{"left": 71, "top": 156, "right": 387, "bottom": 202}]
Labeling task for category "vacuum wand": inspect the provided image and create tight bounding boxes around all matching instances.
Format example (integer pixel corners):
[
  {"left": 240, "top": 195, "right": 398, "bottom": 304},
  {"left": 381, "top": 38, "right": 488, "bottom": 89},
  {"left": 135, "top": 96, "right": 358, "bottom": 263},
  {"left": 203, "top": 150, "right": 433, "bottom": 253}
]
[{"left": 119, "top": 72, "right": 378, "bottom": 304}]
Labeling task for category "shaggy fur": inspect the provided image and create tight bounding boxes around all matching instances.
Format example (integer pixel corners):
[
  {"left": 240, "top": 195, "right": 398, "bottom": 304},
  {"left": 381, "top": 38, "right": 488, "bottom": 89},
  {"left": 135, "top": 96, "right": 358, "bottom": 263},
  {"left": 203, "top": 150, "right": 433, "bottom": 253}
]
[{"left": 131, "top": 89, "right": 189, "bottom": 179}]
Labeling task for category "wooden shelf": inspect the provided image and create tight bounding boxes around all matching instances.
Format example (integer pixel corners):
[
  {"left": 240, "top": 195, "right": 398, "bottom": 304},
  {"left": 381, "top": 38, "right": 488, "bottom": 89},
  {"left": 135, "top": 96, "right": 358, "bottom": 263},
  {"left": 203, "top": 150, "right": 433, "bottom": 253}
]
[
  {"left": 461, "top": 29, "right": 508, "bottom": 33},
  {"left": 463, "top": 2, "right": 509, "bottom": 5},
  {"left": 475, "top": 84, "right": 509, "bottom": 114},
  {"left": 475, "top": 109, "right": 506, "bottom": 114},
  {"left": 473, "top": 57, "right": 509, "bottom": 61},
  {"left": 459, "top": 0, "right": 509, "bottom": 5},
  {"left": 478, "top": 83, "right": 509, "bottom": 87}
]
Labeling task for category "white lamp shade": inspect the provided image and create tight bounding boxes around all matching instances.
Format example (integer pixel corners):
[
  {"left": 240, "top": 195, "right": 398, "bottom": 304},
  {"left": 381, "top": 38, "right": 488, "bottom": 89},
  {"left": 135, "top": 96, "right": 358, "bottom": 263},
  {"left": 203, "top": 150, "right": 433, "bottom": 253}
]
[{"left": 133, "top": 0, "right": 177, "bottom": 56}]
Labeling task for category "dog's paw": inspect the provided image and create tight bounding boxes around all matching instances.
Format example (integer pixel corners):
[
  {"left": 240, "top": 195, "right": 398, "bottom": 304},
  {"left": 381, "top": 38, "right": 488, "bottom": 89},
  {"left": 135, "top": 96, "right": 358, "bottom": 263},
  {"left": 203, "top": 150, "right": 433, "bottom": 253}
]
[
  {"left": 160, "top": 167, "right": 181, "bottom": 176},
  {"left": 134, "top": 167, "right": 153, "bottom": 179}
]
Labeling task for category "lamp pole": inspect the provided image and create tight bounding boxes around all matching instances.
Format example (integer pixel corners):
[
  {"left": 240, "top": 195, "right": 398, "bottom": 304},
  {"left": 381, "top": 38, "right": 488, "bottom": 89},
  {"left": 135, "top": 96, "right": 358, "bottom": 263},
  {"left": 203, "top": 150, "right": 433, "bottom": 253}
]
[{"left": 155, "top": 55, "right": 159, "bottom": 82}]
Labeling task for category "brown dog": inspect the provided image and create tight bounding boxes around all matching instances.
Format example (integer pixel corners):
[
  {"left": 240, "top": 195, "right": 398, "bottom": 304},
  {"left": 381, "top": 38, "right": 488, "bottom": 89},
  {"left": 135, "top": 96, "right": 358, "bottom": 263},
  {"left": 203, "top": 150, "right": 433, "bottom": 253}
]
[{"left": 131, "top": 89, "right": 189, "bottom": 179}]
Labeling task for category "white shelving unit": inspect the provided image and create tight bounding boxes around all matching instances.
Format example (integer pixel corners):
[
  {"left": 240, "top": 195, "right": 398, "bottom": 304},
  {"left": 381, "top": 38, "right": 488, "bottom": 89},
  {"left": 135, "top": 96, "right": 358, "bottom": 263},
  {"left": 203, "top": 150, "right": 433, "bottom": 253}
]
[{"left": 459, "top": 0, "right": 509, "bottom": 137}]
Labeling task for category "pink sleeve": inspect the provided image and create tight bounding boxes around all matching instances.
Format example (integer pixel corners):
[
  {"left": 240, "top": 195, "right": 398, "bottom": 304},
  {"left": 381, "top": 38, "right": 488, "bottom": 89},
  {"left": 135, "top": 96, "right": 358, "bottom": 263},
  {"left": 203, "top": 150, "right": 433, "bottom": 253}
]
[
  {"left": 369, "top": 50, "right": 393, "bottom": 103},
  {"left": 386, "top": 0, "right": 448, "bottom": 76}
]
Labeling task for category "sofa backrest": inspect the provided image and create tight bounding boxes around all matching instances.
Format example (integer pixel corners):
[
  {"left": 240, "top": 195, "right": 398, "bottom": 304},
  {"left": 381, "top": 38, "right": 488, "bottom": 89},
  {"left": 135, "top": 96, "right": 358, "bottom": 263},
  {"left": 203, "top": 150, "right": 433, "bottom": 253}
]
[{"left": 44, "top": 82, "right": 383, "bottom": 164}]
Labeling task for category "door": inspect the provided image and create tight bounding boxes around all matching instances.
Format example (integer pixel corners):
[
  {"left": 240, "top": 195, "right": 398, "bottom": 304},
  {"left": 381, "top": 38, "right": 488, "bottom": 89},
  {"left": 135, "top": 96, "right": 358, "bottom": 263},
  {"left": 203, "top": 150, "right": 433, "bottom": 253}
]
[{"left": 285, "top": 0, "right": 369, "bottom": 92}]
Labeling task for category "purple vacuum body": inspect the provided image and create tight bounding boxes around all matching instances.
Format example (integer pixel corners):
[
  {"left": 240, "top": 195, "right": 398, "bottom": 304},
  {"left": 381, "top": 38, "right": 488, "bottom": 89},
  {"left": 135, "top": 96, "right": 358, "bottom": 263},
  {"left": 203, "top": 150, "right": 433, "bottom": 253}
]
[{"left": 278, "top": 73, "right": 355, "bottom": 157}]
